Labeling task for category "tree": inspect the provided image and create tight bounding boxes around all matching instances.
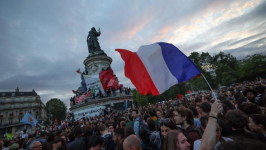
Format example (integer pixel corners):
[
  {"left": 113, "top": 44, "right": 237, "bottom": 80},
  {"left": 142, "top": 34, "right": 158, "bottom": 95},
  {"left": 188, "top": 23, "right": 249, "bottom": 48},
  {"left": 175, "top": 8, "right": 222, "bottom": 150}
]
[
  {"left": 239, "top": 54, "right": 266, "bottom": 80},
  {"left": 215, "top": 63, "right": 237, "bottom": 86},
  {"left": 132, "top": 89, "right": 149, "bottom": 106},
  {"left": 45, "top": 98, "right": 67, "bottom": 124}
]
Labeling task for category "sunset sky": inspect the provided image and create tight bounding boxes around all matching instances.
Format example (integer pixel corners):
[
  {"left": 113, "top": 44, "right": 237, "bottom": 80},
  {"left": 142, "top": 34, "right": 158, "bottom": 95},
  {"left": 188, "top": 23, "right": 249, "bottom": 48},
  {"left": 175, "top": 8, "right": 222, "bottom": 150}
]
[{"left": 0, "top": 0, "right": 265, "bottom": 106}]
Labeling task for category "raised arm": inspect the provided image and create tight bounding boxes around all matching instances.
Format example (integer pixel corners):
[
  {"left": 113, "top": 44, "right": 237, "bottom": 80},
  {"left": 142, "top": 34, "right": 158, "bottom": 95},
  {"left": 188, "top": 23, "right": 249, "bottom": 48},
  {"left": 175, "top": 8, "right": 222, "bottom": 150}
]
[{"left": 199, "top": 101, "right": 223, "bottom": 150}]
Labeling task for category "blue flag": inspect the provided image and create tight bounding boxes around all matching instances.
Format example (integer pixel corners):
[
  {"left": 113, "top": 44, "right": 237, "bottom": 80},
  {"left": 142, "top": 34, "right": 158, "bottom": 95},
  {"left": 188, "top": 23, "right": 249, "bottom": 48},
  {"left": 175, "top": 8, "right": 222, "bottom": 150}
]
[
  {"left": 81, "top": 75, "right": 87, "bottom": 92},
  {"left": 21, "top": 112, "right": 38, "bottom": 126},
  {"left": 124, "top": 100, "right": 128, "bottom": 110}
]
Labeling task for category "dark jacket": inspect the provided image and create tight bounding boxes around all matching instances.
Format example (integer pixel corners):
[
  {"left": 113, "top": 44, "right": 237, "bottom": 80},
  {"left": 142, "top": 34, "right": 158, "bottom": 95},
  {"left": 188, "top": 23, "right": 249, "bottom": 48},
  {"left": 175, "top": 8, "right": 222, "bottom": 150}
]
[{"left": 68, "top": 137, "right": 86, "bottom": 150}]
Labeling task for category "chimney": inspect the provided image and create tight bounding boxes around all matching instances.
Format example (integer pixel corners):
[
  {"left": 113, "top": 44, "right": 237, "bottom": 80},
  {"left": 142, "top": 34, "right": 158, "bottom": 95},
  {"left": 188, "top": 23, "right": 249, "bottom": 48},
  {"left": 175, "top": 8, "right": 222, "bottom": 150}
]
[{"left": 16, "top": 87, "right": 19, "bottom": 92}]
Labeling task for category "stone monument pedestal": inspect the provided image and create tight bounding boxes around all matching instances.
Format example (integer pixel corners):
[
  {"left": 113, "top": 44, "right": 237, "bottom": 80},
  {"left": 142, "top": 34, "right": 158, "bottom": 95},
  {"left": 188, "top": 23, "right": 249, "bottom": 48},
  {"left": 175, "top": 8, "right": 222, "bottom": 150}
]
[{"left": 83, "top": 55, "right": 112, "bottom": 75}]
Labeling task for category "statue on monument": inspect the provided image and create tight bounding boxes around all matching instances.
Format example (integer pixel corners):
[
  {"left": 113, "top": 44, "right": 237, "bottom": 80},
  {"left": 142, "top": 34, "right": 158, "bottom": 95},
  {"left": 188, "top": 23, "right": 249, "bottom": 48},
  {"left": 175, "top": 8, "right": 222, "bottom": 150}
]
[{"left": 87, "top": 27, "right": 105, "bottom": 55}]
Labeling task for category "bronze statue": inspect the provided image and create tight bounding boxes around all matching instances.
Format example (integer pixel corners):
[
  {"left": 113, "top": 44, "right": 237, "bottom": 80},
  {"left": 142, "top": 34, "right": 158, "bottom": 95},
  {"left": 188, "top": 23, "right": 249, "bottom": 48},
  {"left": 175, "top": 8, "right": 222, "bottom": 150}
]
[{"left": 87, "top": 27, "right": 104, "bottom": 55}]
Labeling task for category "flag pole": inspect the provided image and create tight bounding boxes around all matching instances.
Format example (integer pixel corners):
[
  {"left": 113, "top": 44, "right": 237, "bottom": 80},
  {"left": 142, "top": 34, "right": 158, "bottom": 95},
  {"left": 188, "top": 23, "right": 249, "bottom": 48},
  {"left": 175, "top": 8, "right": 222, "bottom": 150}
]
[{"left": 201, "top": 73, "right": 218, "bottom": 101}]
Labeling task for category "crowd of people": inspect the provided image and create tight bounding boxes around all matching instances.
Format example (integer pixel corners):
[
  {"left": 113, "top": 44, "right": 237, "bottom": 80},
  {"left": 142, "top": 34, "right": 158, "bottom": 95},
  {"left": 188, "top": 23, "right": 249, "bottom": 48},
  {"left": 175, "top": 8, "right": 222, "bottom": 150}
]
[
  {"left": 1, "top": 79, "right": 266, "bottom": 150},
  {"left": 70, "top": 86, "right": 131, "bottom": 106}
]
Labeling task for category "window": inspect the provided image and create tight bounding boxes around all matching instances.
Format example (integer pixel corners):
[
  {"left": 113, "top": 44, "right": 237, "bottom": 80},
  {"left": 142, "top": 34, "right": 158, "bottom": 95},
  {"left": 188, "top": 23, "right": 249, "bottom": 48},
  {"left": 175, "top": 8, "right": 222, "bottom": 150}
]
[
  {"left": 0, "top": 98, "right": 5, "bottom": 103},
  {"left": 20, "top": 97, "right": 24, "bottom": 102},
  {"left": 1, "top": 93, "right": 5, "bottom": 97},
  {"left": 20, "top": 103, "right": 24, "bottom": 108},
  {"left": 18, "top": 116, "right": 23, "bottom": 122},
  {"left": 11, "top": 98, "right": 15, "bottom": 102},
  {"left": 28, "top": 103, "right": 32, "bottom": 107},
  {"left": 11, "top": 93, "right": 15, "bottom": 96},
  {"left": 0, "top": 105, "right": 4, "bottom": 110},
  {"left": 11, "top": 104, "right": 14, "bottom": 109},
  {"left": 28, "top": 97, "right": 32, "bottom": 100},
  {"left": 9, "top": 119, "right": 13, "bottom": 125}
]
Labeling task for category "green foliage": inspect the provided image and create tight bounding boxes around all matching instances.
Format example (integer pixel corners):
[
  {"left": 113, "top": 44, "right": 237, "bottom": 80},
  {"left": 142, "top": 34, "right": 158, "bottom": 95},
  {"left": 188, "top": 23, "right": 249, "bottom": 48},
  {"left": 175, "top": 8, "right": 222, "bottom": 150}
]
[
  {"left": 45, "top": 98, "right": 67, "bottom": 124},
  {"left": 132, "top": 89, "right": 148, "bottom": 106},
  {"left": 215, "top": 63, "right": 237, "bottom": 85},
  {"left": 239, "top": 54, "right": 266, "bottom": 80}
]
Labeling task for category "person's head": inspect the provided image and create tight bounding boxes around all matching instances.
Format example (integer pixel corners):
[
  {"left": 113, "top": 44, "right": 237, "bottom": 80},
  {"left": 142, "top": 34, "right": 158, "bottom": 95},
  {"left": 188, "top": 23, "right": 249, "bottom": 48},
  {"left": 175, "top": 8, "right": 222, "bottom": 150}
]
[
  {"left": 107, "top": 123, "right": 114, "bottom": 133},
  {"left": 163, "top": 130, "right": 190, "bottom": 150},
  {"left": 8, "top": 143, "right": 19, "bottom": 150},
  {"left": 113, "top": 128, "right": 124, "bottom": 144},
  {"left": 147, "top": 119, "right": 156, "bottom": 131},
  {"left": 40, "top": 131, "right": 47, "bottom": 139},
  {"left": 123, "top": 135, "right": 141, "bottom": 150},
  {"left": 221, "top": 100, "right": 235, "bottom": 110},
  {"left": 202, "top": 96, "right": 211, "bottom": 103},
  {"left": 217, "top": 138, "right": 266, "bottom": 150},
  {"left": 50, "top": 138, "right": 65, "bottom": 150},
  {"left": 59, "top": 132, "right": 66, "bottom": 143},
  {"left": 124, "top": 126, "right": 135, "bottom": 138},
  {"left": 243, "top": 89, "right": 258, "bottom": 100},
  {"left": 30, "top": 141, "right": 42, "bottom": 150},
  {"left": 189, "top": 106, "right": 198, "bottom": 118},
  {"left": 41, "top": 142, "right": 52, "bottom": 150},
  {"left": 238, "top": 103, "right": 261, "bottom": 117},
  {"left": 128, "top": 114, "right": 133, "bottom": 121},
  {"left": 200, "top": 116, "right": 222, "bottom": 142},
  {"left": 248, "top": 114, "right": 266, "bottom": 134},
  {"left": 200, "top": 115, "right": 209, "bottom": 130},
  {"left": 236, "top": 97, "right": 247, "bottom": 106},
  {"left": 195, "top": 105, "right": 202, "bottom": 114},
  {"left": 165, "top": 109, "right": 175, "bottom": 122},
  {"left": 138, "top": 128, "right": 150, "bottom": 144},
  {"left": 73, "top": 126, "right": 83, "bottom": 137},
  {"left": 120, "top": 121, "right": 126, "bottom": 129},
  {"left": 195, "top": 98, "right": 202, "bottom": 105},
  {"left": 131, "top": 109, "right": 138, "bottom": 120},
  {"left": 156, "top": 110, "right": 163, "bottom": 118},
  {"left": 90, "top": 136, "right": 104, "bottom": 150},
  {"left": 47, "top": 133, "right": 55, "bottom": 143},
  {"left": 201, "top": 102, "right": 211, "bottom": 115},
  {"left": 160, "top": 118, "right": 176, "bottom": 138},
  {"left": 143, "top": 114, "right": 150, "bottom": 123},
  {"left": 97, "top": 124, "right": 107, "bottom": 135},
  {"left": 175, "top": 106, "right": 194, "bottom": 126},
  {"left": 68, "top": 132, "right": 75, "bottom": 142},
  {"left": 225, "top": 110, "right": 248, "bottom": 130}
]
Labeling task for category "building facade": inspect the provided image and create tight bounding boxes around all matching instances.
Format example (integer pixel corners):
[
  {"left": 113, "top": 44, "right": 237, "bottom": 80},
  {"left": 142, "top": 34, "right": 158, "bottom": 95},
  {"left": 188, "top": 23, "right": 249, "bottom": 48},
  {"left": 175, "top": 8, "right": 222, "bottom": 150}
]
[{"left": 0, "top": 88, "right": 47, "bottom": 136}]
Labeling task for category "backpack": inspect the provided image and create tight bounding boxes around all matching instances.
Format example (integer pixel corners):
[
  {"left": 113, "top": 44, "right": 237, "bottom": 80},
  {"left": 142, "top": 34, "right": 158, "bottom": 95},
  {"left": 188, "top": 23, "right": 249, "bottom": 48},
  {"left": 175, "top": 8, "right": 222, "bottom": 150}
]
[
  {"left": 184, "top": 127, "right": 202, "bottom": 138},
  {"left": 102, "top": 133, "right": 116, "bottom": 150},
  {"left": 150, "top": 131, "right": 161, "bottom": 149},
  {"left": 138, "top": 114, "right": 150, "bottom": 132}
]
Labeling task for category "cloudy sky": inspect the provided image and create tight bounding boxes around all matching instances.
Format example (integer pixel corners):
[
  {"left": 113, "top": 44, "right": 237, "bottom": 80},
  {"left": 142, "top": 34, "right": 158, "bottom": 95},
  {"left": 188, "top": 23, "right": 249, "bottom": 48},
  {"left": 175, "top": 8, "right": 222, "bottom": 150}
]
[{"left": 0, "top": 0, "right": 266, "bottom": 106}]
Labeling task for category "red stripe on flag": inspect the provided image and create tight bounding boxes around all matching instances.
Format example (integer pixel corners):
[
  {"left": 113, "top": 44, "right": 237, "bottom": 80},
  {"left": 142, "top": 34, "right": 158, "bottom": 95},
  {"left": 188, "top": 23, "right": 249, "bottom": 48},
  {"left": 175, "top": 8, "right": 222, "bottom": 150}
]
[{"left": 116, "top": 49, "right": 159, "bottom": 95}]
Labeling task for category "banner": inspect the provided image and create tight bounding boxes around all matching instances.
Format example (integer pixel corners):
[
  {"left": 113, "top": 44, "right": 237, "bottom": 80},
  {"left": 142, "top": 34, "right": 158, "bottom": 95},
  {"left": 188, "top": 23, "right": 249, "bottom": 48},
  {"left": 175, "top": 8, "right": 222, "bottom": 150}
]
[
  {"left": 83, "top": 74, "right": 105, "bottom": 95},
  {"left": 73, "top": 105, "right": 105, "bottom": 120},
  {"left": 75, "top": 91, "right": 92, "bottom": 104}
]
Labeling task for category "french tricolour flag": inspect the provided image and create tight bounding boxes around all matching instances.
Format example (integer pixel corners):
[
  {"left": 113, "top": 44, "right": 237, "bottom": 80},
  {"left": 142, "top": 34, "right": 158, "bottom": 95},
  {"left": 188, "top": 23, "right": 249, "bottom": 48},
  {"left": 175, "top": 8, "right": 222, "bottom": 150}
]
[{"left": 116, "top": 42, "right": 201, "bottom": 95}]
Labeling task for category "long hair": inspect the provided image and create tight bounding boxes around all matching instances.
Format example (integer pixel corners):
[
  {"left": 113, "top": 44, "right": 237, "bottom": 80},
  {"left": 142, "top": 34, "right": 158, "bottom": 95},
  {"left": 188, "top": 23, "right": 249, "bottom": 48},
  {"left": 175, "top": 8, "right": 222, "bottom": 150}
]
[{"left": 163, "top": 130, "right": 182, "bottom": 150}]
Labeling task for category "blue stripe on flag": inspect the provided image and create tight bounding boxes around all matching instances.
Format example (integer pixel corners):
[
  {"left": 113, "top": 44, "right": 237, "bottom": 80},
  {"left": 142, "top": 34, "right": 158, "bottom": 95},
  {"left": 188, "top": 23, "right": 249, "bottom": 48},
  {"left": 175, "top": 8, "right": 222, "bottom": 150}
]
[{"left": 158, "top": 42, "right": 201, "bottom": 82}]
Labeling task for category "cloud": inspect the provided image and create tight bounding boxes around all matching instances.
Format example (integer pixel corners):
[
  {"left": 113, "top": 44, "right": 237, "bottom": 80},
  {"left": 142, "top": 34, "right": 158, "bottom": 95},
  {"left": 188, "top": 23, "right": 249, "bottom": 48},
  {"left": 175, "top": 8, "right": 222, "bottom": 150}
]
[{"left": 0, "top": 0, "right": 265, "bottom": 107}]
